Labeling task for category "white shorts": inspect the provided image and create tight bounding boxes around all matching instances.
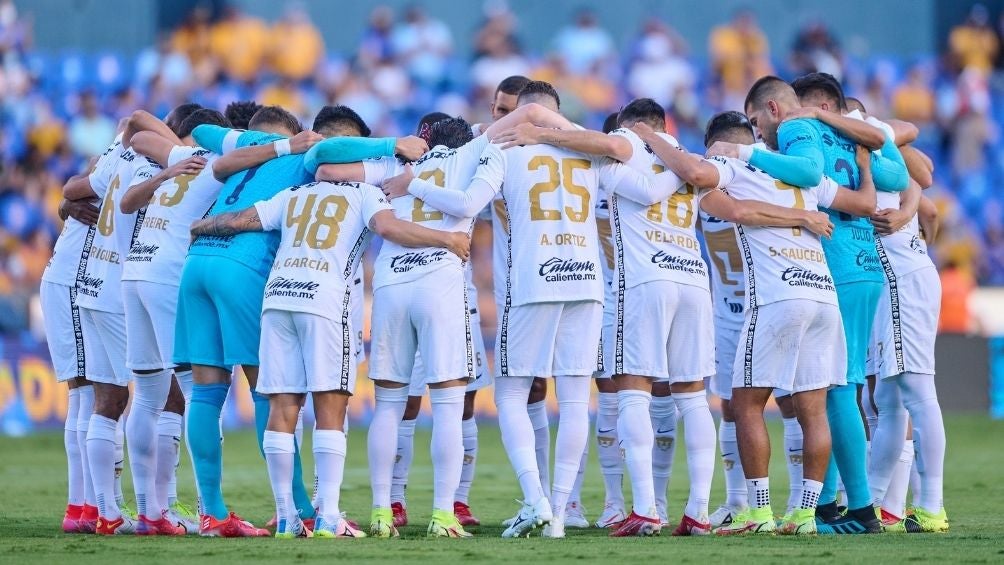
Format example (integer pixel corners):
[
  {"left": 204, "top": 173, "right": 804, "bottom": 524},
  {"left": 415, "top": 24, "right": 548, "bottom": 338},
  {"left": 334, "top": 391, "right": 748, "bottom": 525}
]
[
  {"left": 609, "top": 281, "right": 714, "bottom": 382},
  {"left": 122, "top": 280, "right": 178, "bottom": 371},
  {"left": 496, "top": 300, "right": 603, "bottom": 378},
  {"left": 39, "top": 281, "right": 86, "bottom": 382},
  {"left": 351, "top": 276, "right": 365, "bottom": 365},
  {"left": 711, "top": 323, "right": 741, "bottom": 399},
  {"left": 732, "top": 299, "right": 847, "bottom": 394},
  {"left": 370, "top": 272, "right": 473, "bottom": 385},
  {"left": 407, "top": 306, "right": 489, "bottom": 396},
  {"left": 257, "top": 309, "right": 356, "bottom": 394},
  {"left": 80, "top": 307, "right": 131, "bottom": 386},
  {"left": 873, "top": 267, "right": 940, "bottom": 379}
]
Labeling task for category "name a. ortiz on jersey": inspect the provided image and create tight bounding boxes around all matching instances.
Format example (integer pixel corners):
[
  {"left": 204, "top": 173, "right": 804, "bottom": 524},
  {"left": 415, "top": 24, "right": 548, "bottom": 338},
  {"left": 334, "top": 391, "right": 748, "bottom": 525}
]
[
  {"left": 390, "top": 250, "right": 448, "bottom": 273},
  {"left": 126, "top": 243, "right": 160, "bottom": 263},
  {"left": 780, "top": 267, "right": 835, "bottom": 291},
  {"left": 538, "top": 257, "right": 598, "bottom": 283},
  {"left": 650, "top": 250, "right": 706, "bottom": 274},
  {"left": 264, "top": 276, "right": 319, "bottom": 300},
  {"left": 856, "top": 250, "right": 883, "bottom": 272}
]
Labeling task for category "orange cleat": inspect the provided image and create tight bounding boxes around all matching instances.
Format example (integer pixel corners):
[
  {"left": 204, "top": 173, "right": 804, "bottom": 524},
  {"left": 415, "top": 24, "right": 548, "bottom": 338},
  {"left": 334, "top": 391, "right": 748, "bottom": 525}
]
[
  {"left": 454, "top": 501, "right": 481, "bottom": 527},
  {"left": 95, "top": 514, "right": 137, "bottom": 535},
  {"left": 199, "top": 512, "right": 270, "bottom": 537}
]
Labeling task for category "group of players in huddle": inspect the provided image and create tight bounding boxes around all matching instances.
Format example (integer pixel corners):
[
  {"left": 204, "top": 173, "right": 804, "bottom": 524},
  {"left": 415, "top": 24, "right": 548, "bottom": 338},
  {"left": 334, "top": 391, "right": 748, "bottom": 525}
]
[{"left": 42, "top": 70, "right": 947, "bottom": 540}]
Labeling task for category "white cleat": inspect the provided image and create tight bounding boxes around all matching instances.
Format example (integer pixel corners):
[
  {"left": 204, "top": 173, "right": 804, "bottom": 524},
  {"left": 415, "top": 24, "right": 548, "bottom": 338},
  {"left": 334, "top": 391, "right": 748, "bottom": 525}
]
[
  {"left": 541, "top": 516, "right": 565, "bottom": 538},
  {"left": 656, "top": 500, "right": 670, "bottom": 526},
  {"left": 709, "top": 504, "right": 746, "bottom": 529},
  {"left": 564, "top": 502, "right": 589, "bottom": 529},
  {"left": 594, "top": 502, "right": 627, "bottom": 529},
  {"left": 501, "top": 498, "right": 552, "bottom": 538},
  {"left": 165, "top": 507, "right": 199, "bottom": 534}
]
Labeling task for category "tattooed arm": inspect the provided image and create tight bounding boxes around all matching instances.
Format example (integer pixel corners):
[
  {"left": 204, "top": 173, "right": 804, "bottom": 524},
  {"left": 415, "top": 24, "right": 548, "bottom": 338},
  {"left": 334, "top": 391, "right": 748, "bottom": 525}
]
[{"left": 190, "top": 207, "right": 263, "bottom": 238}]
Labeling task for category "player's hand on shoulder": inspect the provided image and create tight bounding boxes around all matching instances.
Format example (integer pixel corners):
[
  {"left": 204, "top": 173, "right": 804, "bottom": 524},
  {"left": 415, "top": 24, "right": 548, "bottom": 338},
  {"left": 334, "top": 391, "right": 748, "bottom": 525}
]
[
  {"left": 870, "top": 208, "right": 909, "bottom": 235},
  {"left": 445, "top": 231, "right": 471, "bottom": 261},
  {"left": 802, "top": 210, "right": 834, "bottom": 238},
  {"left": 165, "top": 155, "right": 207, "bottom": 178},
  {"left": 289, "top": 130, "right": 324, "bottom": 154},
  {"left": 63, "top": 198, "right": 100, "bottom": 225},
  {"left": 493, "top": 122, "right": 545, "bottom": 149},
  {"left": 394, "top": 135, "right": 429, "bottom": 161},
  {"left": 628, "top": 122, "right": 656, "bottom": 140},
  {"left": 705, "top": 141, "right": 740, "bottom": 159},
  {"left": 383, "top": 164, "right": 414, "bottom": 200}
]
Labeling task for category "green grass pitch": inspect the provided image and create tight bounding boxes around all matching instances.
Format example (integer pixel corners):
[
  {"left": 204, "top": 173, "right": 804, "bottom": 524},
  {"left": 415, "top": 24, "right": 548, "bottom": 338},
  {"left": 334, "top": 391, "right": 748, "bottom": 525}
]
[{"left": 0, "top": 413, "right": 1002, "bottom": 564}]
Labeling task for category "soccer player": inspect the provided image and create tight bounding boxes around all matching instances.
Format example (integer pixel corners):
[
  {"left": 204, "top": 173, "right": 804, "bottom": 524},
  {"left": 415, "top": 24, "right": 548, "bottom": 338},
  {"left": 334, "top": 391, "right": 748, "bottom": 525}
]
[
  {"left": 177, "top": 104, "right": 429, "bottom": 536},
  {"left": 223, "top": 100, "right": 262, "bottom": 130},
  {"left": 735, "top": 75, "right": 909, "bottom": 533}
]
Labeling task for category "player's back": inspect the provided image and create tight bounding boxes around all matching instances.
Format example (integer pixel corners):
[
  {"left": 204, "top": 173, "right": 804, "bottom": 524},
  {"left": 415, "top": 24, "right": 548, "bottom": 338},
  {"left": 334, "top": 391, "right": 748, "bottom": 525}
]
[{"left": 700, "top": 207, "right": 746, "bottom": 327}]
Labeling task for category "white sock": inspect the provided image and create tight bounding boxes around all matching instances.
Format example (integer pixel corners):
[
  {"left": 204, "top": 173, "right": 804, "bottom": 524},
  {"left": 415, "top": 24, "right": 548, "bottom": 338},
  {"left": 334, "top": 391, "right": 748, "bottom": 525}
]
[
  {"left": 800, "top": 479, "right": 823, "bottom": 510},
  {"left": 495, "top": 378, "right": 544, "bottom": 504},
  {"left": 77, "top": 386, "right": 95, "bottom": 506},
  {"left": 156, "top": 411, "right": 183, "bottom": 517},
  {"left": 527, "top": 399, "right": 551, "bottom": 499},
  {"left": 870, "top": 376, "right": 909, "bottom": 505},
  {"left": 551, "top": 376, "right": 590, "bottom": 522},
  {"left": 65, "top": 388, "right": 84, "bottom": 507},
  {"left": 747, "top": 477, "right": 771, "bottom": 510},
  {"left": 782, "top": 416, "right": 804, "bottom": 514},
  {"left": 313, "top": 429, "right": 346, "bottom": 525},
  {"left": 675, "top": 391, "right": 715, "bottom": 521},
  {"left": 173, "top": 369, "right": 193, "bottom": 507},
  {"left": 126, "top": 369, "right": 171, "bottom": 518},
  {"left": 650, "top": 395, "right": 677, "bottom": 514},
  {"left": 294, "top": 408, "right": 304, "bottom": 447},
  {"left": 909, "top": 454, "right": 922, "bottom": 508},
  {"left": 87, "top": 414, "right": 121, "bottom": 519},
  {"left": 882, "top": 440, "right": 914, "bottom": 518},
  {"left": 175, "top": 370, "right": 193, "bottom": 404},
  {"left": 263, "top": 430, "right": 297, "bottom": 524},
  {"left": 114, "top": 416, "right": 126, "bottom": 508},
  {"left": 391, "top": 419, "right": 417, "bottom": 505},
  {"left": 456, "top": 417, "right": 478, "bottom": 504},
  {"left": 718, "top": 420, "right": 747, "bottom": 509},
  {"left": 899, "top": 373, "right": 945, "bottom": 513},
  {"left": 430, "top": 386, "right": 465, "bottom": 512},
  {"left": 570, "top": 441, "right": 588, "bottom": 506},
  {"left": 368, "top": 386, "right": 408, "bottom": 508},
  {"left": 618, "top": 389, "right": 656, "bottom": 517},
  {"left": 595, "top": 392, "right": 624, "bottom": 507}
]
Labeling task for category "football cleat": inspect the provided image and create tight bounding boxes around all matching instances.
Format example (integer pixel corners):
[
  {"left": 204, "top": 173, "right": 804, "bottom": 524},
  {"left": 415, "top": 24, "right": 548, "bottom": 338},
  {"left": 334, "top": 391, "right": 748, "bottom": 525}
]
[
  {"left": 136, "top": 513, "right": 186, "bottom": 536},
  {"left": 428, "top": 510, "right": 473, "bottom": 538},
  {"left": 609, "top": 511, "right": 661, "bottom": 537},
  {"left": 564, "top": 501, "right": 589, "bottom": 529},
  {"left": 817, "top": 505, "right": 882, "bottom": 534},
  {"left": 778, "top": 508, "right": 817, "bottom": 535},
  {"left": 709, "top": 504, "right": 745, "bottom": 528},
  {"left": 391, "top": 502, "right": 408, "bottom": 527},
  {"left": 164, "top": 507, "right": 199, "bottom": 534},
  {"left": 62, "top": 504, "right": 83, "bottom": 533},
  {"left": 904, "top": 507, "right": 949, "bottom": 533},
  {"left": 541, "top": 516, "right": 565, "bottom": 538},
  {"left": 313, "top": 516, "right": 367, "bottom": 538},
  {"left": 671, "top": 513, "right": 712, "bottom": 536},
  {"left": 454, "top": 501, "right": 480, "bottom": 527},
  {"left": 77, "top": 504, "right": 98, "bottom": 533},
  {"left": 715, "top": 508, "right": 776, "bottom": 536},
  {"left": 501, "top": 498, "right": 552, "bottom": 538},
  {"left": 369, "top": 507, "right": 400, "bottom": 538},
  {"left": 119, "top": 502, "right": 138, "bottom": 521},
  {"left": 199, "top": 513, "right": 270, "bottom": 537},
  {"left": 95, "top": 514, "right": 138, "bottom": 535},
  {"left": 880, "top": 508, "right": 906, "bottom": 533},
  {"left": 275, "top": 517, "right": 312, "bottom": 539},
  {"left": 656, "top": 501, "right": 669, "bottom": 526},
  {"left": 594, "top": 502, "right": 627, "bottom": 529}
]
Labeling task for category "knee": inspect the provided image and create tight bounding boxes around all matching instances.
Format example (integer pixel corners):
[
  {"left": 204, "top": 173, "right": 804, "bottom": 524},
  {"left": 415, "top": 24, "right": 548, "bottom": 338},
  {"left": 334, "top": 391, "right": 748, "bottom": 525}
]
[
  {"left": 402, "top": 396, "right": 422, "bottom": 420},
  {"left": 94, "top": 392, "right": 128, "bottom": 419}
]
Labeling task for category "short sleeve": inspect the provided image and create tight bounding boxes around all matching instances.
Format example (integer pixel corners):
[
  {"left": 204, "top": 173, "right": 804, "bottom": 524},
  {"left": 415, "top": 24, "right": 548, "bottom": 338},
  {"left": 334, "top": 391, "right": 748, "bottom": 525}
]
[
  {"left": 254, "top": 191, "right": 288, "bottom": 231},
  {"left": 471, "top": 143, "right": 505, "bottom": 193},
  {"left": 167, "top": 145, "right": 197, "bottom": 167},
  {"left": 455, "top": 135, "right": 490, "bottom": 167},
  {"left": 128, "top": 156, "right": 163, "bottom": 188},
  {"left": 865, "top": 116, "right": 896, "bottom": 143},
  {"left": 814, "top": 177, "right": 839, "bottom": 209},
  {"left": 359, "top": 184, "right": 394, "bottom": 225},
  {"left": 595, "top": 156, "right": 629, "bottom": 194},
  {"left": 362, "top": 157, "right": 403, "bottom": 187},
  {"left": 221, "top": 130, "right": 243, "bottom": 154},
  {"left": 705, "top": 156, "right": 735, "bottom": 189},
  {"left": 86, "top": 152, "right": 117, "bottom": 197}
]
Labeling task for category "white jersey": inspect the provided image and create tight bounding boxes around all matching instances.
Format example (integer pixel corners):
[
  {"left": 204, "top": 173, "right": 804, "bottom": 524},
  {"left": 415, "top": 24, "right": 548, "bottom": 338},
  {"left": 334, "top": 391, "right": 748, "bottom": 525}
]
[
  {"left": 43, "top": 139, "right": 123, "bottom": 287},
  {"left": 77, "top": 146, "right": 160, "bottom": 314},
  {"left": 699, "top": 207, "right": 746, "bottom": 330},
  {"left": 123, "top": 146, "right": 223, "bottom": 284},
  {"left": 475, "top": 143, "right": 628, "bottom": 306},
  {"left": 595, "top": 195, "right": 615, "bottom": 311},
  {"left": 606, "top": 128, "right": 708, "bottom": 290},
  {"left": 372, "top": 136, "right": 489, "bottom": 290},
  {"left": 707, "top": 156, "right": 839, "bottom": 308},
  {"left": 255, "top": 180, "right": 391, "bottom": 320}
]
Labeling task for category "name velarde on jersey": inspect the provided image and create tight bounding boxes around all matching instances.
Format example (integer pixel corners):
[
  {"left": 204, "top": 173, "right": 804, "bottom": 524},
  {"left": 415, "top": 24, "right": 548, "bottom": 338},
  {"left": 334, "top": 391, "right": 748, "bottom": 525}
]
[{"left": 538, "top": 256, "right": 598, "bottom": 283}]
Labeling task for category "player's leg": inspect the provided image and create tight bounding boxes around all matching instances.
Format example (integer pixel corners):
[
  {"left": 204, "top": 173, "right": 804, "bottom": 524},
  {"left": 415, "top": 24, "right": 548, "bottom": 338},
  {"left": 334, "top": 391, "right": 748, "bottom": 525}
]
[
  {"left": 63, "top": 379, "right": 85, "bottom": 532},
  {"left": 784, "top": 387, "right": 830, "bottom": 534},
  {"left": 898, "top": 372, "right": 947, "bottom": 531},
  {"left": 156, "top": 379, "right": 192, "bottom": 532},
  {"left": 428, "top": 380, "right": 469, "bottom": 537},
  {"left": 775, "top": 393, "right": 804, "bottom": 518},
  {"left": 312, "top": 390, "right": 361, "bottom": 538},
  {"left": 594, "top": 369, "right": 627, "bottom": 528},
  {"left": 609, "top": 373, "right": 659, "bottom": 536},
  {"left": 454, "top": 389, "right": 481, "bottom": 526},
  {"left": 527, "top": 377, "right": 551, "bottom": 499},
  {"left": 717, "top": 386, "right": 775, "bottom": 535},
  {"left": 76, "top": 381, "right": 97, "bottom": 531},
  {"left": 650, "top": 381, "right": 677, "bottom": 527},
  {"left": 263, "top": 392, "right": 308, "bottom": 538},
  {"left": 710, "top": 324, "right": 746, "bottom": 528},
  {"left": 566, "top": 437, "right": 588, "bottom": 527},
  {"left": 868, "top": 375, "right": 908, "bottom": 511},
  {"left": 391, "top": 393, "right": 422, "bottom": 527}
]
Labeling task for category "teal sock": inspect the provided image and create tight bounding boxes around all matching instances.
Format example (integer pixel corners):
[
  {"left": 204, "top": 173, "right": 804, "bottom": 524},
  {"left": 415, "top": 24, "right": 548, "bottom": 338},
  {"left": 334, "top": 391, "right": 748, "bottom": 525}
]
[
  {"left": 189, "top": 383, "right": 231, "bottom": 520},
  {"left": 292, "top": 438, "right": 315, "bottom": 519},
  {"left": 822, "top": 384, "right": 871, "bottom": 510},
  {"left": 252, "top": 390, "right": 269, "bottom": 459}
]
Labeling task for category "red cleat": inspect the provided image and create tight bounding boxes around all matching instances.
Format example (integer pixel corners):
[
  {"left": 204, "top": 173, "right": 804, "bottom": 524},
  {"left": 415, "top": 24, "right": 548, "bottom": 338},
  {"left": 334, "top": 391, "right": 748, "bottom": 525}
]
[
  {"left": 609, "top": 511, "right": 662, "bottom": 537},
  {"left": 199, "top": 513, "right": 270, "bottom": 537},
  {"left": 454, "top": 501, "right": 481, "bottom": 527},
  {"left": 95, "top": 515, "right": 137, "bottom": 535},
  {"left": 391, "top": 502, "right": 408, "bottom": 527},
  {"left": 62, "top": 504, "right": 83, "bottom": 533},
  {"left": 671, "top": 513, "right": 712, "bottom": 536},
  {"left": 136, "top": 513, "right": 186, "bottom": 536},
  {"left": 77, "top": 504, "right": 98, "bottom": 534}
]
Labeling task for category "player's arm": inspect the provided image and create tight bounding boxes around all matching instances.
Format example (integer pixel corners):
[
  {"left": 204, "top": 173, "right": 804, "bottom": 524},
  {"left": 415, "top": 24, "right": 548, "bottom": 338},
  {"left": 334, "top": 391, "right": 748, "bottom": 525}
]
[
  {"left": 700, "top": 189, "right": 834, "bottom": 238},
  {"left": 124, "top": 110, "right": 182, "bottom": 149},
  {"left": 212, "top": 130, "right": 323, "bottom": 181},
  {"left": 62, "top": 170, "right": 97, "bottom": 200},
  {"left": 303, "top": 136, "right": 428, "bottom": 175},
  {"left": 191, "top": 124, "right": 239, "bottom": 155},
  {"left": 785, "top": 107, "right": 885, "bottom": 150},
  {"left": 189, "top": 207, "right": 264, "bottom": 237},
  {"left": 825, "top": 145, "right": 877, "bottom": 218},
  {"left": 870, "top": 178, "right": 922, "bottom": 236},
  {"left": 732, "top": 120, "right": 824, "bottom": 188},
  {"left": 918, "top": 195, "right": 939, "bottom": 244},
  {"left": 59, "top": 198, "right": 100, "bottom": 225},
  {"left": 369, "top": 211, "right": 471, "bottom": 260},
  {"left": 404, "top": 145, "right": 503, "bottom": 217},
  {"left": 631, "top": 123, "right": 715, "bottom": 187},
  {"left": 870, "top": 136, "right": 910, "bottom": 192},
  {"left": 315, "top": 162, "right": 366, "bottom": 183},
  {"left": 885, "top": 119, "right": 920, "bottom": 146},
  {"left": 493, "top": 125, "right": 633, "bottom": 162},
  {"left": 481, "top": 102, "right": 577, "bottom": 139},
  {"left": 902, "top": 145, "right": 933, "bottom": 189},
  {"left": 120, "top": 156, "right": 207, "bottom": 214}
]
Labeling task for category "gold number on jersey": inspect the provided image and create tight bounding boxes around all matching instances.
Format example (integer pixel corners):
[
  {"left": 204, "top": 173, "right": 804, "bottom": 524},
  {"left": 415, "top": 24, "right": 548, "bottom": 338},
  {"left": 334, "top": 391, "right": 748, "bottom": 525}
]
[
  {"left": 159, "top": 174, "right": 195, "bottom": 207},
  {"left": 704, "top": 229, "right": 744, "bottom": 295},
  {"left": 285, "top": 193, "right": 349, "bottom": 250},
  {"left": 645, "top": 184, "right": 696, "bottom": 228},
  {"left": 96, "top": 175, "right": 120, "bottom": 236},
  {"left": 774, "top": 180, "right": 805, "bottom": 236},
  {"left": 527, "top": 156, "right": 591, "bottom": 222},
  {"left": 412, "top": 168, "right": 445, "bottom": 222}
]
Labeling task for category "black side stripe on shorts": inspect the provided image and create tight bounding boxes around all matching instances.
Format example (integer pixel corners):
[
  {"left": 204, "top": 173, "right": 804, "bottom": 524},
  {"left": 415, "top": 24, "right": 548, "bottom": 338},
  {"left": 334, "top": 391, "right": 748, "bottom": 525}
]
[
  {"left": 340, "top": 227, "right": 371, "bottom": 390},
  {"left": 733, "top": 221, "right": 758, "bottom": 387},
  {"left": 610, "top": 195, "right": 627, "bottom": 375},
  {"left": 69, "top": 286, "right": 86, "bottom": 378},
  {"left": 499, "top": 193, "right": 513, "bottom": 378},
  {"left": 875, "top": 238, "right": 905, "bottom": 374}
]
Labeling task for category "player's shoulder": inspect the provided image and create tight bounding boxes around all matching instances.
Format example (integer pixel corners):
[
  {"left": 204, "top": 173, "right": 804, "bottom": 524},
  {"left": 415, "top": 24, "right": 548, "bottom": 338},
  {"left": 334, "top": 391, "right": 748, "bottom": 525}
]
[{"left": 414, "top": 145, "right": 455, "bottom": 167}]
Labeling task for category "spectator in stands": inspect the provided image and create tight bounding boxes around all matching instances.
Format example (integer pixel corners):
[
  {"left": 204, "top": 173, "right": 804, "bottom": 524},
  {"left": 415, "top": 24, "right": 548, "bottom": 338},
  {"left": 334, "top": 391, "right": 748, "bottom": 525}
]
[
  {"left": 391, "top": 4, "right": 453, "bottom": 87},
  {"left": 949, "top": 3, "right": 998, "bottom": 75},
  {"left": 269, "top": 3, "right": 324, "bottom": 82},
  {"left": 358, "top": 6, "right": 395, "bottom": 71},
  {"left": 471, "top": 31, "right": 530, "bottom": 101},
  {"left": 939, "top": 259, "right": 976, "bottom": 333},
  {"left": 67, "top": 91, "right": 114, "bottom": 158},
  {"left": 170, "top": 5, "right": 213, "bottom": 77},
  {"left": 708, "top": 9, "right": 771, "bottom": 110},
  {"left": 626, "top": 18, "right": 695, "bottom": 114},
  {"left": 552, "top": 8, "right": 614, "bottom": 75},
  {"left": 210, "top": 6, "right": 269, "bottom": 83},
  {"left": 791, "top": 21, "right": 843, "bottom": 80},
  {"left": 893, "top": 64, "right": 936, "bottom": 125}
]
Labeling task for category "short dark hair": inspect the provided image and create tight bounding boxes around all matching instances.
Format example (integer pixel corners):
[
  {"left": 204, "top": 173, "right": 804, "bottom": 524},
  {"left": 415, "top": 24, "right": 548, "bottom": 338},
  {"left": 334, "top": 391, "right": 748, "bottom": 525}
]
[
  {"left": 791, "top": 72, "right": 847, "bottom": 111},
  {"left": 744, "top": 75, "right": 790, "bottom": 113},
  {"left": 177, "top": 108, "right": 231, "bottom": 139},
  {"left": 416, "top": 112, "right": 452, "bottom": 135},
  {"left": 704, "top": 111, "right": 756, "bottom": 147},
  {"left": 166, "top": 102, "right": 203, "bottom": 136},
  {"left": 617, "top": 98, "right": 665, "bottom": 129},
  {"left": 427, "top": 117, "right": 474, "bottom": 149},
  {"left": 248, "top": 105, "right": 303, "bottom": 135},
  {"left": 517, "top": 80, "right": 560, "bottom": 109},
  {"left": 224, "top": 100, "right": 262, "bottom": 130},
  {"left": 845, "top": 96, "right": 866, "bottom": 114},
  {"left": 312, "top": 105, "right": 371, "bottom": 137},
  {"left": 601, "top": 111, "right": 620, "bottom": 134},
  {"left": 495, "top": 75, "right": 531, "bottom": 97}
]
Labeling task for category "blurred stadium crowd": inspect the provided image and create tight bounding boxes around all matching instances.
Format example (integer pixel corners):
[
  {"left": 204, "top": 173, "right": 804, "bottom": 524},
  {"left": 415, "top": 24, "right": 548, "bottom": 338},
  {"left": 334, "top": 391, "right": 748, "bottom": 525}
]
[{"left": 0, "top": 0, "right": 1002, "bottom": 335}]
